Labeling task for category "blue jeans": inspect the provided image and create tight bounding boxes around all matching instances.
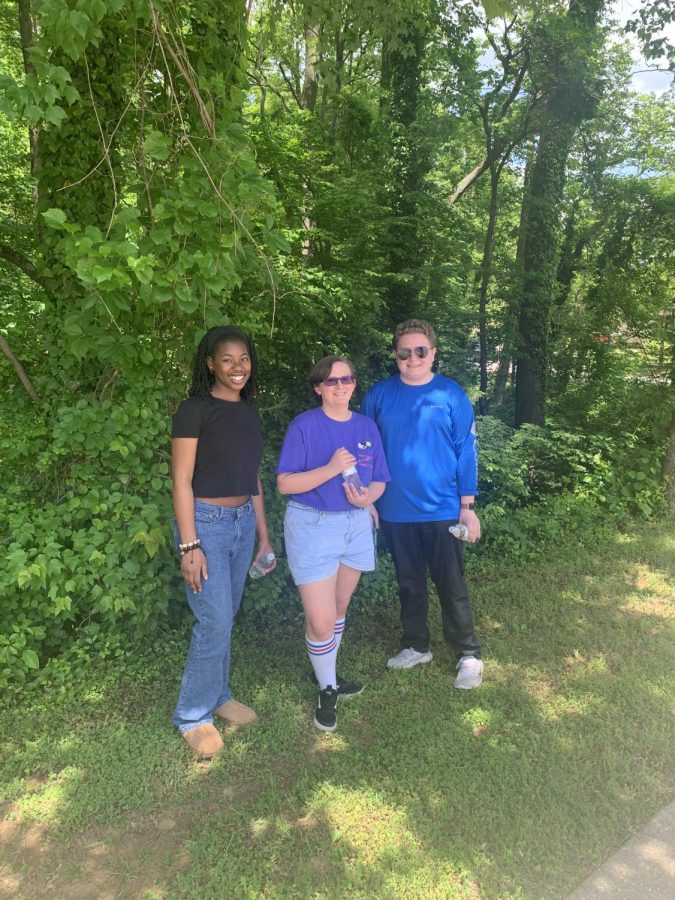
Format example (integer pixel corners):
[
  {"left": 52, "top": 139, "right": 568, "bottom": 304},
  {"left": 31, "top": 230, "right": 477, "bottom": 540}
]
[{"left": 173, "top": 499, "right": 256, "bottom": 732}]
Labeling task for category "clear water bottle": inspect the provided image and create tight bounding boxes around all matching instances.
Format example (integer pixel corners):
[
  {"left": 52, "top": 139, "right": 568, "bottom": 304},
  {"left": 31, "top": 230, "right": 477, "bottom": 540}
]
[
  {"left": 448, "top": 523, "right": 470, "bottom": 541},
  {"left": 342, "top": 464, "right": 364, "bottom": 492},
  {"left": 249, "top": 551, "right": 275, "bottom": 579}
]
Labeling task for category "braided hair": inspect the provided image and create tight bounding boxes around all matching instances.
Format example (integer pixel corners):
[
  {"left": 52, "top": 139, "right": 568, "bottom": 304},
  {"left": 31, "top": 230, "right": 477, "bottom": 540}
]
[{"left": 188, "top": 326, "right": 258, "bottom": 402}]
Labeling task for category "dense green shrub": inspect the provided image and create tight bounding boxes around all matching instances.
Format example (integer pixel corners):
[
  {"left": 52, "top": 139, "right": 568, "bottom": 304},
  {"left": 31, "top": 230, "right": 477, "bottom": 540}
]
[
  {"left": 2, "top": 383, "right": 668, "bottom": 689},
  {"left": 471, "top": 411, "right": 668, "bottom": 562},
  {"left": 0, "top": 386, "right": 176, "bottom": 687},
  {"left": 476, "top": 416, "right": 603, "bottom": 508}
]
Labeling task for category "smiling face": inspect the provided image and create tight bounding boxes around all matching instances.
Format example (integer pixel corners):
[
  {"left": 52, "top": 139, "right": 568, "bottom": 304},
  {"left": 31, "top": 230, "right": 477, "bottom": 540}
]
[
  {"left": 207, "top": 339, "right": 252, "bottom": 401},
  {"left": 313, "top": 360, "right": 357, "bottom": 419},
  {"left": 394, "top": 332, "right": 436, "bottom": 385}
]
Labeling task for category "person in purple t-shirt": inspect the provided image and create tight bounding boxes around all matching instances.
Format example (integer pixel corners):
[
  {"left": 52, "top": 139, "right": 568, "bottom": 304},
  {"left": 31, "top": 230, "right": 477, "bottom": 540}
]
[{"left": 276, "top": 356, "right": 390, "bottom": 732}]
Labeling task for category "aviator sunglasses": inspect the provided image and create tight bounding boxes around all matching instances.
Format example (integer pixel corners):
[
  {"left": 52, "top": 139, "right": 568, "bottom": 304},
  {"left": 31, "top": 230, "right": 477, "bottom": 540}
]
[
  {"left": 394, "top": 346, "right": 431, "bottom": 361},
  {"left": 321, "top": 375, "right": 356, "bottom": 387}
]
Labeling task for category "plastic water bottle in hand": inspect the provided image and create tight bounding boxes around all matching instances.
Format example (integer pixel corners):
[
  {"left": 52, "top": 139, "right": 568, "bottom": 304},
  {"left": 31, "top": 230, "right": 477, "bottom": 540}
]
[
  {"left": 249, "top": 552, "right": 275, "bottom": 579},
  {"left": 342, "top": 465, "right": 364, "bottom": 492},
  {"left": 448, "top": 523, "right": 470, "bottom": 541}
]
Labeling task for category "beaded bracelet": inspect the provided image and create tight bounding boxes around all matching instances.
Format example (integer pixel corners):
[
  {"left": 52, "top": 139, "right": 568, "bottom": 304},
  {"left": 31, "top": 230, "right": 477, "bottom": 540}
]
[{"left": 179, "top": 539, "right": 201, "bottom": 557}]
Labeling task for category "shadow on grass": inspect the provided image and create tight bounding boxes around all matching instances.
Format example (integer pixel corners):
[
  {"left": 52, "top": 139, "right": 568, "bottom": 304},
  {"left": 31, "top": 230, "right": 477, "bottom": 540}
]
[{"left": 1, "top": 526, "right": 673, "bottom": 898}]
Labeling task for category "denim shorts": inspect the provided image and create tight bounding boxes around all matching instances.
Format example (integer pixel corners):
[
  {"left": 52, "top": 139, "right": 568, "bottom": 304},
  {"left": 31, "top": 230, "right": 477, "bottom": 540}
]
[{"left": 284, "top": 501, "right": 375, "bottom": 585}]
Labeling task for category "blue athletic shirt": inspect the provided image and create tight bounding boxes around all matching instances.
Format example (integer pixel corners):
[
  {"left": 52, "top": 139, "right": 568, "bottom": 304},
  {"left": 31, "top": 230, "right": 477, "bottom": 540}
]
[
  {"left": 360, "top": 374, "right": 478, "bottom": 522},
  {"left": 276, "top": 407, "right": 390, "bottom": 511}
]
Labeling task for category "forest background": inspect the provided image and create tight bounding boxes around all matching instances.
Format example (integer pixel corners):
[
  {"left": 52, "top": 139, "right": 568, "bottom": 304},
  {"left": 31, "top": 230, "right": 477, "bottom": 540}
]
[{"left": 0, "top": 0, "right": 673, "bottom": 689}]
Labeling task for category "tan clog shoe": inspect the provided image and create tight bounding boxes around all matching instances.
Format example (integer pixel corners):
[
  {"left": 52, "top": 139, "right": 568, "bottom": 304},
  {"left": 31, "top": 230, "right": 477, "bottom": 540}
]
[
  {"left": 182, "top": 723, "right": 224, "bottom": 758},
  {"left": 214, "top": 699, "right": 257, "bottom": 725}
]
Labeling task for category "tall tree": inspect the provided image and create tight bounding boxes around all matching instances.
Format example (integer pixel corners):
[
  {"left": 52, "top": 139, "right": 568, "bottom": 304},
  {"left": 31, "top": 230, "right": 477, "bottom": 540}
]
[
  {"left": 457, "top": 15, "right": 533, "bottom": 411},
  {"left": 381, "top": 14, "right": 429, "bottom": 327},
  {"left": 514, "top": 0, "right": 606, "bottom": 426}
]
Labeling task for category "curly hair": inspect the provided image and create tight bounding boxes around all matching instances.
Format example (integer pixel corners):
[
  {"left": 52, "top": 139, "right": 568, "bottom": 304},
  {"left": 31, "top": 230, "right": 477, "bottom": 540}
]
[
  {"left": 392, "top": 319, "right": 437, "bottom": 350},
  {"left": 188, "top": 326, "right": 258, "bottom": 402}
]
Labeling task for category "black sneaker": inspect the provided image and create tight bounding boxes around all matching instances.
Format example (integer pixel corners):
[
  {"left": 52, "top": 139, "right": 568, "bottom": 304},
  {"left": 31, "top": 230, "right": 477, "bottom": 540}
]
[
  {"left": 311, "top": 672, "right": 364, "bottom": 699},
  {"left": 336, "top": 674, "right": 364, "bottom": 699},
  {"left": 314, "top": 687, "right": 338, "bottom": 732}
]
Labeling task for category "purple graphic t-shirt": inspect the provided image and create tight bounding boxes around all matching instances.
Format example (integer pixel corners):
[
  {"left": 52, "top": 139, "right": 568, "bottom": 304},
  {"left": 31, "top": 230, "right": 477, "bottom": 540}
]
[{"left": 276, "top": 407, "right": 390, "bottom": 511}]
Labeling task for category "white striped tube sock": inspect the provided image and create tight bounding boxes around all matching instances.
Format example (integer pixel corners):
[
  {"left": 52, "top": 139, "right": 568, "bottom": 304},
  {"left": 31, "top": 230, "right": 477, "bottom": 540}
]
[
  {"left": 305, "top": 633, "right": 337, "bottom": 690},
  {"left": 334, "top": 617, "right": 346, "bottom": 654}
]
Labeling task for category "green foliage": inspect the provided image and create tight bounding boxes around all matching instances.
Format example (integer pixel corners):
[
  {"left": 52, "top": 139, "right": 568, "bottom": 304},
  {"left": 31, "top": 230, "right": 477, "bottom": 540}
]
[
  {"left": 473, "top": 410, "right": 668, "bottom": 562},
  {"left": 476, "top": 416, "right": 604, "bottom": 508},
  {"left": 0, "top": 386, "right": 176, "bottom": 687},
  {"left": 0, "top": 0, "right": 672, "bottom": 690},
  {"left": 625, "top": 0, "right": 675, "bottom": 67}
]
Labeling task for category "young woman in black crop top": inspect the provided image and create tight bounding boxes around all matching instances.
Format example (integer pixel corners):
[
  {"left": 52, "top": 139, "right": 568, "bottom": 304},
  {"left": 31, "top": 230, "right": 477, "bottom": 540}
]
[{"left": 171, "top": 325, "right": 276, "bottom": 758}]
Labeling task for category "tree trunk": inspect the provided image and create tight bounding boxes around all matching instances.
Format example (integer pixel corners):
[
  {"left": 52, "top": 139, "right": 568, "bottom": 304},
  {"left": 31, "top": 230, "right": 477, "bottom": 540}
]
[
  {"left": 664, "top": 330, "right": 675, "bottom": 514},
  {"left": 16, "top": 0, "right": 42, "bottom": 233},
  {"left": 490, "top": 139, "right": 534, "bottom": 410},
  {"left": 299, "top": 22, "right": 320, "bottom": 257},
  {"left": 330, "top": 28, "right": 344, "bottom": 135},
  {"left": 380, "top": 37, "right": 391, "bottom": 103},
  {"left": 382, "top": 21, "right": 427, "bottom": 327},
  {"left": 478, "top": 165, "right": 500, "bottom": 413},
  {"left": 514, "top": 0, "right": 606, "bottom": 427},
  {"left": 515, "top": 124, "right": 573, "bottom": 426},
  {"left": 37, "top": 21, "right": 126, "bottom": 234},
  {"left": 300, "top": 23, "right": 320, "bottom": 112},
  {"left": 664, "top": 410, "right": 675, "bottom": 515}
]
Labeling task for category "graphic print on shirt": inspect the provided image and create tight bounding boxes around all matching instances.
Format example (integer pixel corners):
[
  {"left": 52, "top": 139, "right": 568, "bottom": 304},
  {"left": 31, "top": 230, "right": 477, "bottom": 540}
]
[
  {"left": 276, "top": 408, "right": 390, "bottom": 511},
  {"left": 356, "top": 439, "right": 374, "bottom": 478}
]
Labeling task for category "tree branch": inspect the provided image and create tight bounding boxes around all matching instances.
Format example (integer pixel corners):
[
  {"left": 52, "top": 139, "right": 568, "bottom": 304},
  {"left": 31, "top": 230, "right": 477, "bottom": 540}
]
[
  {"left": 0, "top": 243, "right": 46, "bottom": 288},
  {"left": 277, "top": 62, "right": 302, "bottom": 107},
  {"left": 496, "top": 56, "right": 528, "bottom": 121},
  {"left": 247, "top": 70, "right": 294, "bottom": 115},
  {"left": 448, "top": 158, "right": 490, "bottom": 206},
  {"left": 150, "top": 4, "right": 215, "bottom": 137},
  {"left": 0, "top": 331, "right": 39, "bottom": 401}
]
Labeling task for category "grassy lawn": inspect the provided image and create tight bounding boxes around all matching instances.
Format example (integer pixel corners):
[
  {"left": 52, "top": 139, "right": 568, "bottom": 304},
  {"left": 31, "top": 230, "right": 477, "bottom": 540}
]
[{"left": 1, "top": 517, "right": 673, "bottom": 899}]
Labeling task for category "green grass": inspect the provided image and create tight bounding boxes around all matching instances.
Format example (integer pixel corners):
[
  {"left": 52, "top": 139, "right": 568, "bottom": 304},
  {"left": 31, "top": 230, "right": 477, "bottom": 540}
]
[{"left": 1, "top": 518, "right": 673, "bottom": 898}]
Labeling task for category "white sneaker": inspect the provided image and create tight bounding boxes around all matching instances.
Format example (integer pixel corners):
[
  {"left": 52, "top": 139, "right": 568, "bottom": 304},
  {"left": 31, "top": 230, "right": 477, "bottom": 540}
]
[
  {"left": 387, "top": 647, "right": 433, "bottom": 669},
  {"left": 454, "top": 656, "right": 484, "bottom": 689}
]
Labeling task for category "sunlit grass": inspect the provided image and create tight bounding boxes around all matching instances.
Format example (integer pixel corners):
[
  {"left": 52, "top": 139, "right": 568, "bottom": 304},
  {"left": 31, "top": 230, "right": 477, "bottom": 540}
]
[{"left": 1, "top": 518, "right": 673, "bottom": 898}]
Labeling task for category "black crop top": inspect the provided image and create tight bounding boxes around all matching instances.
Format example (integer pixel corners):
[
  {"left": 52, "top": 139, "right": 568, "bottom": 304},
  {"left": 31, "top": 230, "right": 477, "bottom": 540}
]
[{"left": 171, "top": 395, "right": 263, "bottom": 497}]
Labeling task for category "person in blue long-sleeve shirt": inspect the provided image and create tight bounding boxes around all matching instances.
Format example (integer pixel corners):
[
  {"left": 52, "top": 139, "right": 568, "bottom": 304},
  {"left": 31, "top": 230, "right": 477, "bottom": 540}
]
[{"left": 361, "top": 319, "right": 484, "bottom": 689}]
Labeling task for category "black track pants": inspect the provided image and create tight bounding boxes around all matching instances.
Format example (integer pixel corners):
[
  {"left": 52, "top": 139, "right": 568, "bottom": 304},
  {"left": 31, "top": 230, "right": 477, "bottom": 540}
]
[{"left": 381, "top": 519, "right": 481, "bottom": 658}]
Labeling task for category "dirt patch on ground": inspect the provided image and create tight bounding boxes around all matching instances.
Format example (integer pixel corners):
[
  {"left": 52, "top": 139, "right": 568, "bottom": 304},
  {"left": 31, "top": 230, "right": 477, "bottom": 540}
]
[
  {"left": 0, "top": 803, "right": 195, "bottom": 898},
  {"left": 0, "top": 757, "right": 274, "bottom": 900}
]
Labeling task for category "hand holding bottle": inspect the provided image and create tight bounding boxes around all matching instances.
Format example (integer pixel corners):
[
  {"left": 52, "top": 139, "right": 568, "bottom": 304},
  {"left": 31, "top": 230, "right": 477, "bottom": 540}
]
[{"left": 328, "top": 446, "right": 356, "bottom": 477}]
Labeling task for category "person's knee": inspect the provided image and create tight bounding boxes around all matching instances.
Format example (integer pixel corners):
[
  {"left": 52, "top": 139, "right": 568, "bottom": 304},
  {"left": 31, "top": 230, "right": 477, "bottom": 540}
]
[
  {"left": 196, "top": 603, "right": 232, "bottom": 640},
  {"left": 399, "top": 580, "right": 426, "bottom": 603},
  {"left": 205, "top": 620, "right": 231, "bottom": 647},
  {"left": 305, "top": 619, "right": 335, "bottom": 642}
]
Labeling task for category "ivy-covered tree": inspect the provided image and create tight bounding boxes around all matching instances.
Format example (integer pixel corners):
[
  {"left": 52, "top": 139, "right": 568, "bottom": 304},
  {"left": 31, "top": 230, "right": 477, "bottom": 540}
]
[
  {"left": 0, "top": 0, "right": 284, "bottom": 684},
  {"left": 514, "top": 0, "right": 606, "bottom": 426}
]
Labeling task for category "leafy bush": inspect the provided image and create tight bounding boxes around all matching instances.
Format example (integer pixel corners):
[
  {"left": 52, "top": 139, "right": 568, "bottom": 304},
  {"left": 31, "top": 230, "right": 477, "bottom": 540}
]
[
  {"left": 0, "top": 386, "right": 176, "bottom": 687},
  {"left": 1, "top": 385, "right": 668, "bottom": 688},
  {"left": 472, "top": 412, "right": 668, "bottom": 563},
  {"left": 476, "top": 417, "right": 605, "bottom": 507}
]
